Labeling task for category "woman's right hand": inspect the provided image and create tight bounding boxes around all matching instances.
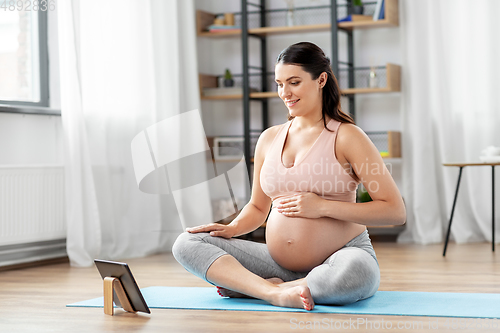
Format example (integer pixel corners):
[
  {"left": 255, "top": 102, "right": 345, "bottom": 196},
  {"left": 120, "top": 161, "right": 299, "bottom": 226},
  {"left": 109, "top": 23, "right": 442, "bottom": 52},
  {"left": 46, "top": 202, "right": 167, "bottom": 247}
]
[{"left": 186, "top": 223, "right": 237, "bottom": 239}]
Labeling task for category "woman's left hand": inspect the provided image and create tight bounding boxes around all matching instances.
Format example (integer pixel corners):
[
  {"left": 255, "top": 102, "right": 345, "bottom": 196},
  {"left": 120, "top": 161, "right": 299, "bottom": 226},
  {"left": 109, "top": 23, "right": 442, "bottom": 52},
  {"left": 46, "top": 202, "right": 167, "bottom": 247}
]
[{"left": 276, "top": 192, "right": 325, "bottom": 219}]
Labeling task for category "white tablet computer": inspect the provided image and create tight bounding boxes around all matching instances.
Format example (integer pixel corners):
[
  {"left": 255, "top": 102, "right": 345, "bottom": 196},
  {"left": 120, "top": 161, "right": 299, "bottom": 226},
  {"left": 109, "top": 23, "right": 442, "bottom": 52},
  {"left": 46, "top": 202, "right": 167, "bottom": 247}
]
[{"left": 94, "top": 259, "right": 150, "bottom": 314}]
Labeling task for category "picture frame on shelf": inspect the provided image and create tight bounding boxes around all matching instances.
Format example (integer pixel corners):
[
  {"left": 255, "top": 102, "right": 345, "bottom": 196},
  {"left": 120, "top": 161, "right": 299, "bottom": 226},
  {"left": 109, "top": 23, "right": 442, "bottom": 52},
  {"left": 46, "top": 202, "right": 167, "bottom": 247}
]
[{"left": 212, "top": 136, "right": 258, "bottom": 161}]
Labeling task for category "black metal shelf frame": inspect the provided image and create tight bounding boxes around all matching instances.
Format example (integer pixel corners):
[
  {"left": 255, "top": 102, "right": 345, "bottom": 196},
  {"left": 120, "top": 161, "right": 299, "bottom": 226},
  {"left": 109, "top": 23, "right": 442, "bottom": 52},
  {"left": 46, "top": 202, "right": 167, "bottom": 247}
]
[{"left": 241, "top": 0, "right": 267, "bottom": 199}]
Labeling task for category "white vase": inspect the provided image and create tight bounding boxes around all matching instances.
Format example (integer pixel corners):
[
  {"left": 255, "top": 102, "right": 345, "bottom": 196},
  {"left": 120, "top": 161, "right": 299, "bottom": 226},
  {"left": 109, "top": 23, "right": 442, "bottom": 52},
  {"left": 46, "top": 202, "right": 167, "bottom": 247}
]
[
  {"left": 369, "top": 70, "right": 378, "bottom": 88},
  {"left": 286, "top": 9, "right": 295, "bottom": 27}
]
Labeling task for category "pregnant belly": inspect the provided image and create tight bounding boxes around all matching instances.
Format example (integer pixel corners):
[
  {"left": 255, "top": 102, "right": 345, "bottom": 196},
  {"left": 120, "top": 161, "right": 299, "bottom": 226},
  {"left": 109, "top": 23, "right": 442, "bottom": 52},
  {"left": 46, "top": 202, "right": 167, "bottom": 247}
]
[{"left": 265, "top": 208, "right": 365, "bottom": 272}]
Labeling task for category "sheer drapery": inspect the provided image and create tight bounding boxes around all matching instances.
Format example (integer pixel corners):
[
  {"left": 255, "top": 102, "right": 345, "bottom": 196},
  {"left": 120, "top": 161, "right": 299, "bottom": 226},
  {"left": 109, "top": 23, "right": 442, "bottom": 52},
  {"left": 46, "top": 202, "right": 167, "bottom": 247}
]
[
  {"left": 59, "top": 0, "right": 207, "bottom": 266},
  {"left": 399, "top": 0, "right": 500, "bottom": 244}
]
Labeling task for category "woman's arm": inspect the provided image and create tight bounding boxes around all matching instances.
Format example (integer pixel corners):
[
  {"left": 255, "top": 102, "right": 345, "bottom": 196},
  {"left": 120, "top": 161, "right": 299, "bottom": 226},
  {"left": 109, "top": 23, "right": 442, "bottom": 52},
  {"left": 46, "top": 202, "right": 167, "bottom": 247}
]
[
  {"left": 186, "top": 126, "right": 278, "bottom": 238},
  {"left": 276, "top": 124, "right": 406, "bottom": 226}
]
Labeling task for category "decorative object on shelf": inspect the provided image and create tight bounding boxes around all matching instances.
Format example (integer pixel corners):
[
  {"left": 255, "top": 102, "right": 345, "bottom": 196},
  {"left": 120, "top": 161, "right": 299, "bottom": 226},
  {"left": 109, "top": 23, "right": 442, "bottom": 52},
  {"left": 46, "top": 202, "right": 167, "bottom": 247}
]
[
  {"left": 480, "top": 146, "right": 500, "bottom": 163},
  {"left": 351, "top": 0, "right": 364, "bottom": 15},
  {"left": 223, "top": 69, "right": 234, "bottom": 87},
  {"left": 282, "top": 0, "right": 295, "bottom": 26},
  {"left": 286, "top": 9, "right": 295, "bottom": 27},
  {"left": 199, "top": 73, "right": 260, "bottom": 99},
  {"left": 339, "top": 63, "right": 400, "bottom": 94},
  {"left": 369, "top": 66, "right": 378, "bottom": 88},
  {"left": 224, "top": 13, "right": 235, "bottom": 26},
  {"left": 213, "top": 14, "right": 225, "bottom": 26},
  {"left": 209, "top": 14, "right": 240, "bottom": 33}
]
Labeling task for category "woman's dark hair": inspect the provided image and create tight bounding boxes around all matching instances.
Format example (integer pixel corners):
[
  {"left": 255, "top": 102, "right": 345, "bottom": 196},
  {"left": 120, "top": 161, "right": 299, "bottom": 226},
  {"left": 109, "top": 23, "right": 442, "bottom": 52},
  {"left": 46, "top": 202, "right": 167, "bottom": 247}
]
[{"left": 276, "top": 42, "right": 355, "bottom": 129}]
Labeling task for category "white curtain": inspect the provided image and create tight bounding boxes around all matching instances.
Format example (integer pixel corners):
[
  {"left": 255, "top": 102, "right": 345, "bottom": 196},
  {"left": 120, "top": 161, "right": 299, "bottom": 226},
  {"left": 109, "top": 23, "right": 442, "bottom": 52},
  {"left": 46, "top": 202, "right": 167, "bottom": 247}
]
[
  {"left": 399, "top": 0, "right": 500, "bottom": 244},
  {"left": 59, "top": 0, "right": 209, "bottom": 266}
]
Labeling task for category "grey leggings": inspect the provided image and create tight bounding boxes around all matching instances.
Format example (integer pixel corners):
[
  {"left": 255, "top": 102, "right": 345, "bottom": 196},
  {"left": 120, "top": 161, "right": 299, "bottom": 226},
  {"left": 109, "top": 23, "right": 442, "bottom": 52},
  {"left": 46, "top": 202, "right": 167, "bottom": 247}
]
[{"left": 172, "top": 229, "right": 380, "bottom": 305}]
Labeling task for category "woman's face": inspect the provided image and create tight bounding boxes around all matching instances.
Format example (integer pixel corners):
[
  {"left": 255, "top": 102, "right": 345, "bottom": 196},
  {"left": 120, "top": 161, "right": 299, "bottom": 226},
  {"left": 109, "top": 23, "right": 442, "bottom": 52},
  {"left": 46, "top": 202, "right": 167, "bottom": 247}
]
[{"left": 275, "top": 63, "right": 325, "bottom": 118}]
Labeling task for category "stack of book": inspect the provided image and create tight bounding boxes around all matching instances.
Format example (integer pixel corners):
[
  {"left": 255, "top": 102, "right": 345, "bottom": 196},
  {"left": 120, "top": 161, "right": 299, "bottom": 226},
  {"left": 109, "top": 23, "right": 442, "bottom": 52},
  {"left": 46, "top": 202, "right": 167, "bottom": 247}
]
[{"left": 207, "top": 25, "right": 241, "bottom": 33}]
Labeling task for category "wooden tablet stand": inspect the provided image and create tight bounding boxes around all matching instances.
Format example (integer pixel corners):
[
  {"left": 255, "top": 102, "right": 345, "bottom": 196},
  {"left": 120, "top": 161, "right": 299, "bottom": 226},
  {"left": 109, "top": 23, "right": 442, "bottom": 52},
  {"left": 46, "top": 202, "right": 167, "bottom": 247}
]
[{"left": 103, "top": 277, "right": 136, "bottom": 316}]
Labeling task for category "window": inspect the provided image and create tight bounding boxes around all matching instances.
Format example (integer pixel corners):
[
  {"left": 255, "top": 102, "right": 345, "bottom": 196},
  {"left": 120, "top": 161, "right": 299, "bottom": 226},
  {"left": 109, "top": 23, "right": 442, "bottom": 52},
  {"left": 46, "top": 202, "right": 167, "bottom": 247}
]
[{"left": 0, "top": 8, "right": 53, "bottom": 114}]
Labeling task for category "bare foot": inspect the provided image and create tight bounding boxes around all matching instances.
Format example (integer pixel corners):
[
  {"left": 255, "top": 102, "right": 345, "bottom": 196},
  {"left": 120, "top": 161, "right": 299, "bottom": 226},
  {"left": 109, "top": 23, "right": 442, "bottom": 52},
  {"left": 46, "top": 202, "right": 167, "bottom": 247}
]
[
  {"left": 270, "top": 285, "right": 315, "bottom": 311},
  {"left": 216, "top": 277, "right": 284, "bottom": 298}
]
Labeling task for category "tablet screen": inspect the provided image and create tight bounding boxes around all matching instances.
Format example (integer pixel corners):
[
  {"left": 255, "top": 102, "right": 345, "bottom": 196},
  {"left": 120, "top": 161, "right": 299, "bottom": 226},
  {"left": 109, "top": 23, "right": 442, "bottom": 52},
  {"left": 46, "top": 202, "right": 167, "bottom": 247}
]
[{"left": 94, "top": 259, "right": 150, "bottom": 314}]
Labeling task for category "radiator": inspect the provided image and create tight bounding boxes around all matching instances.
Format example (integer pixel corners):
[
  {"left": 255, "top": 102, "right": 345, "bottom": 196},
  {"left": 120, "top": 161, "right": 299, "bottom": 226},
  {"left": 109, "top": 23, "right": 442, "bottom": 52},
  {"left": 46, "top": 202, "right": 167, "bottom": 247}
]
[{"left": 0, "top": 165, "right": 66, "bottom": 266}]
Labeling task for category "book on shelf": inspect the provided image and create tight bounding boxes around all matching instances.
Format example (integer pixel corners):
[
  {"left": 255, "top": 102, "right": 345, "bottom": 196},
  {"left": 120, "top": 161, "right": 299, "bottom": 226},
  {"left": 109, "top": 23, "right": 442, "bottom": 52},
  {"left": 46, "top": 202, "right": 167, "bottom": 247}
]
[
  {"left": 373, "top": 0, "right": 384, "bottom": 21},
  {"left": 378, "top": 0, "right": 385, "bottom": 20},
  {"left": 203, "top": 87, "right": 258, "bottom": 97},
  {"left": 207, "top": 25, "right": 241, "bottom": 33},
  {"left": 337, "top": 14, "right": 373, "bottom": 23}
]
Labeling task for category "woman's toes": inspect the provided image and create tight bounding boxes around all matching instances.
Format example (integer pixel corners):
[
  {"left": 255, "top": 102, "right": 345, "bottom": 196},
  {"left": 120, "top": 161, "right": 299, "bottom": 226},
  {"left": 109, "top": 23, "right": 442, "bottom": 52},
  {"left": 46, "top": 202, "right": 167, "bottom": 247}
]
[
  {"left": 271, "top": 285, "right": 315, "bottom": 310},
  {"left": 299, "top": 287, "right": 315, "bottom": 311}
]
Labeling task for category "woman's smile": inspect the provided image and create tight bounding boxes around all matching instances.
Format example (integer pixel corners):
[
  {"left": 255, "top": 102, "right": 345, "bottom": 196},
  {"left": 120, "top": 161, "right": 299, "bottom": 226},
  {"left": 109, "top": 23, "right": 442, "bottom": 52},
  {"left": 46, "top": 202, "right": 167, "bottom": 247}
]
[{"left": 286, "top": 99, "right": 300, "bottom": 107}]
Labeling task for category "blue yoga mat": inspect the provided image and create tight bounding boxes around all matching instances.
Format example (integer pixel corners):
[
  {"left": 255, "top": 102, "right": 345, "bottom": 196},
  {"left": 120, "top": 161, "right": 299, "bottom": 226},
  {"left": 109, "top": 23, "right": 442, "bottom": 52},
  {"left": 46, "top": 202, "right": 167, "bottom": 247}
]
[{"left": 67, "top": 287, "right": 500, "bottom": 318}]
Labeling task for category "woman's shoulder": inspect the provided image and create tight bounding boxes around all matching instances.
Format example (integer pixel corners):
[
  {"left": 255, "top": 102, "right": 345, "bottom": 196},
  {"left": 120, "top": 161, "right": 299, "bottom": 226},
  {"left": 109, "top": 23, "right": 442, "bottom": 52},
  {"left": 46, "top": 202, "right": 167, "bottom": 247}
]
[
  {"left": 258, "top": 122, "right": 287, "bottom": 145},
  {"left": 336, "top": 122, "right": 366, "bottom": 140},
  {"left": 336, "top": 122, "right": 378, "bottom": 161},
  {"left": 254, "top": 122, "right": 288, "bottom": 158}
]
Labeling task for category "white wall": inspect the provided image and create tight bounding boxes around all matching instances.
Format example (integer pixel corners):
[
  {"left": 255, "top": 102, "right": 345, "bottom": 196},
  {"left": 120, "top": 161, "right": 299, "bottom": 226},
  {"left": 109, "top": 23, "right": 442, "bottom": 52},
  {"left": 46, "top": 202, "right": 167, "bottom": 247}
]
[
  {"left": 0, "top": 9, "right": 63, "bottom": 166},
  {"left": 194, "top": 0, "right": 403, "bottom": 191}
]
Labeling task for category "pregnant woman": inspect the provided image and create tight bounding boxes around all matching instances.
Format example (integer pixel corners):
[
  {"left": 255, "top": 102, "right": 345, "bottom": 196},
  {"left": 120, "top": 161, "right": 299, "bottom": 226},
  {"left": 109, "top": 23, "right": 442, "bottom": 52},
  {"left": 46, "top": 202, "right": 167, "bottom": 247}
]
[{"left": 172, "top": 42, "right": 406, "bottom": 310}]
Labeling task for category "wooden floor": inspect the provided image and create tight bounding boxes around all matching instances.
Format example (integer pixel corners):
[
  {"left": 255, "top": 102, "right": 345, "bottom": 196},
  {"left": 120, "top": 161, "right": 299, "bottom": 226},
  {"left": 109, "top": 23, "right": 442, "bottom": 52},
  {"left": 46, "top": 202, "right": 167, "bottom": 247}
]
[{"left": 1, "top": 241, "right": 500, "bottom": 333}]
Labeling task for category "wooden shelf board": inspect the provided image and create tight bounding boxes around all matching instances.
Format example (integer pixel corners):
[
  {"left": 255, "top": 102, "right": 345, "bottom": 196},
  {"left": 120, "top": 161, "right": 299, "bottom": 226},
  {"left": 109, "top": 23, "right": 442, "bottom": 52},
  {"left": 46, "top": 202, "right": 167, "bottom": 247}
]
[
  {"left": 338, "top": 19, "right": 398, "bottom": 30},
  {"left": 198, "top": 30, "right": 241, "bottom": 38},
  {"left": 251, "top": 92, "right": 278, "bottom": 99},
  {"left": 341, "top": 87, "right": 399, "bottom": 95},
  {"left": 198, "top": 20, "right": 399, "bottom": 39},
  {"left": 201, "top": 94, "right": 243, "bottom": 100},
  {"left": 249, "top": 24, "right": 331, "bottom": 36}
]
